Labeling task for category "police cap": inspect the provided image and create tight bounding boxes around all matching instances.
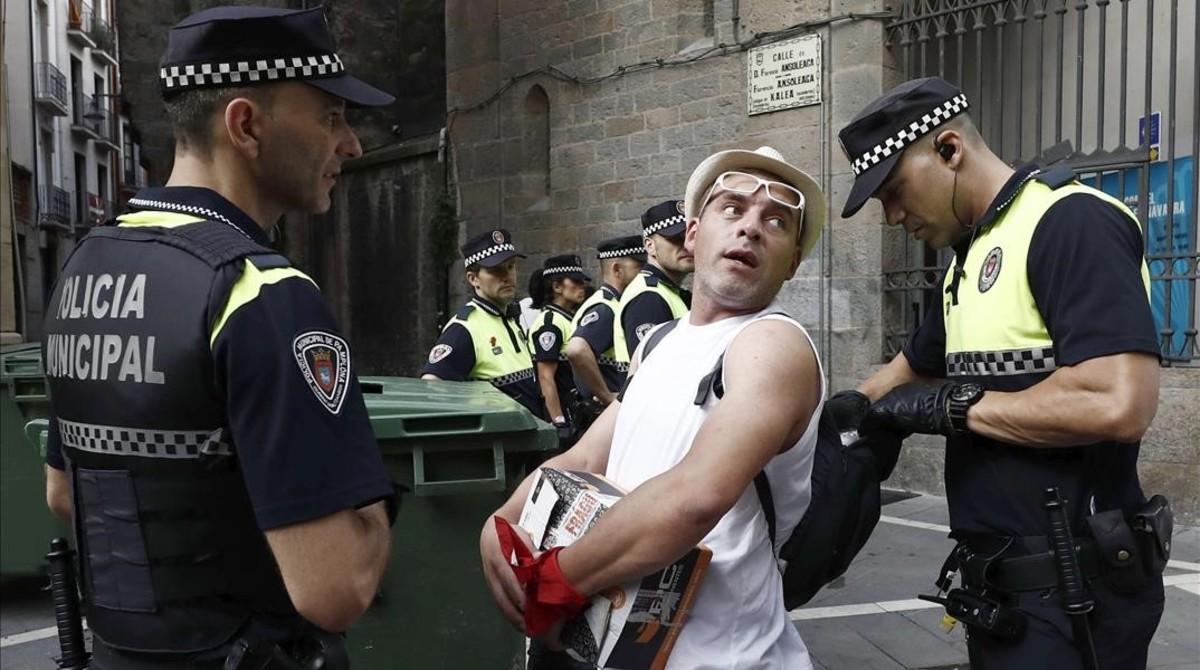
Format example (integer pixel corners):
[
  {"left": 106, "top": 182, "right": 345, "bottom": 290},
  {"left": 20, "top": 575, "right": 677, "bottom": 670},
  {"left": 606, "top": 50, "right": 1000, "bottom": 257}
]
[
  {"left": 462, "top": 229, "right": 526, "bottom": 268},
  {"left": 160, "top": 6, "right": 394, "bottom": 107},
  {"left": 641, "top": 200, "right": 686, "bottom": 239},
  {"left": 541, "top": 254, "right": 591, "bottom": 283},
  {"left": 838, "top": 77, "right": 969, "bottom": 218},
  {"left": 596, "top": 235, "right": 646, "bottom": 260}
]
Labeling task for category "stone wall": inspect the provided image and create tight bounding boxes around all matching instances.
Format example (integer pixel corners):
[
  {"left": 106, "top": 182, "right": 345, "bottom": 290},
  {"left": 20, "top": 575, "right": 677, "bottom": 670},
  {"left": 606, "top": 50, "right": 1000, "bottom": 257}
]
[{"left": 444, "top": 0, "right": 1200, "bottom": 520}]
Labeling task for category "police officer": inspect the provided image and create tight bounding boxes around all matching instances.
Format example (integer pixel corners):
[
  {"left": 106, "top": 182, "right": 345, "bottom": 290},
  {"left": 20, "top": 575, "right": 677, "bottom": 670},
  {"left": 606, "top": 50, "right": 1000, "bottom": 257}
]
[
  {"left": 421, "top": 230, "right": 545, "bottom": 419},
  {"left": 613, "top": 200, "right": 695, "bottom": 361},
  {"left": 565, "top": 235, "right": 646, "bottom": 406},
  {"left": 835, "top": 78, "right": 1165, "bottom": 668},
  {"left": 40, "top": 7, "right": 397, "bottom": 667},
  {"left": 527, "top": 254, "right": 591, "bottom": 443}
]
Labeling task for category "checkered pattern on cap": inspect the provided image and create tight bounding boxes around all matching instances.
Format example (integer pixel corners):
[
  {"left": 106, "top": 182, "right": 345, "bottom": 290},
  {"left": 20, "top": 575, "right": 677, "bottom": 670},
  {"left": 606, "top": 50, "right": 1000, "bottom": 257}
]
[
  {"left": 945, "top": 346, "right": 1057, "bottom": 377},
  {"left": 160, "top": 53, "right": 344, "bottom": 91},
  {"left": 850, "top": 94, "right": 969, "bottom": 176},
  {"left": 598, "top": 245, "right": 644, "bottom": 259},
  {"left": 643, "top": 213, "right": 686, "bottom": 237},
  {"left": 58, "top": 418, "right": 232, "bottom": 459},
  {"left": 543, "top": 265, "right": 585, "bottom": 276},
  {"left": 464, "top": 243, "right": 516, "bottom": 267}
]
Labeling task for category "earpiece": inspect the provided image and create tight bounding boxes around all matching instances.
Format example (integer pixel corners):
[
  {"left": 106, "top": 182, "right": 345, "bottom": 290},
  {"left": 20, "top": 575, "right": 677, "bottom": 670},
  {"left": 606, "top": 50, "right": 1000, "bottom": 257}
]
[{"left": 935, "top": 138, "right": 956, "bottom": 162}]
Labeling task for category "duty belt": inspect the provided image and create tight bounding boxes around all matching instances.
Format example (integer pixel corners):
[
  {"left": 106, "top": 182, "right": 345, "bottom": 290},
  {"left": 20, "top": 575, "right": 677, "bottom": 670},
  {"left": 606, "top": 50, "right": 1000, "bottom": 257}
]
[{"left": 947, "top": 534, "right": 1103, "bottom": 593}]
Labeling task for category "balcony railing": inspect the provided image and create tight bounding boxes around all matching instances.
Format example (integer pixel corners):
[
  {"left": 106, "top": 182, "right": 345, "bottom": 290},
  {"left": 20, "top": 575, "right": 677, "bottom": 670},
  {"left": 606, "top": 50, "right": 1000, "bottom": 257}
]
[
  {"left": 34, "top": 63, "right": 69, "bottom": 115},
  {"left": 90, "top": 13, "right": 116, "bottom": 62},
  {"left": 67, "top": 1, "right": 95, "bottom": 48},
  {"left": 39, "top": 186, "right": 72, "bottom": 232},
  {"left": 71, "top": 93, "right": 112, "bottom": 143}
]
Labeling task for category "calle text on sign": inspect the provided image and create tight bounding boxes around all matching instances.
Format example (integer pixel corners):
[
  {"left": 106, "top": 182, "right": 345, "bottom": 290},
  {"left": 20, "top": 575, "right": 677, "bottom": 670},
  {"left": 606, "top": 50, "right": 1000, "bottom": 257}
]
[{"left": 746, "top": 34, "right": 822, "bottom": 116}]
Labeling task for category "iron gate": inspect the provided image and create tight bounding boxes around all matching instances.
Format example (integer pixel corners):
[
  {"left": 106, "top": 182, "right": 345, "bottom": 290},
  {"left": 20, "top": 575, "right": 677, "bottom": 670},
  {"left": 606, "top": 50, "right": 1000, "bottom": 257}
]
[{"left": 882, "top": 0, "right": 1198, "bottom": 365}]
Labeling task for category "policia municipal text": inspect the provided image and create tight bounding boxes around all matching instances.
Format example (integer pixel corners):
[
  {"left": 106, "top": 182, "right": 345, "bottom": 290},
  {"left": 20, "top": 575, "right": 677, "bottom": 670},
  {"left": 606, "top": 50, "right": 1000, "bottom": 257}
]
[
  {"left": 41, "top": 7, "right": 398, "bottom": 668},
  {"left": 833, "top": 78, "right": 1169, "bottom": 669}
]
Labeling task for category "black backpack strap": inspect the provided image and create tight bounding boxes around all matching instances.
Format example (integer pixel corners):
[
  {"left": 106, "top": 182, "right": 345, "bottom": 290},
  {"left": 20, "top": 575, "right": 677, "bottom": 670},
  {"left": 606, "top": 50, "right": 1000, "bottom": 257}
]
[
  {"left": 694, "top": 354, "right": 725, "bottom": 404},
  {"left": 754, "top": 471, "right": 776, "bottom": 547}
]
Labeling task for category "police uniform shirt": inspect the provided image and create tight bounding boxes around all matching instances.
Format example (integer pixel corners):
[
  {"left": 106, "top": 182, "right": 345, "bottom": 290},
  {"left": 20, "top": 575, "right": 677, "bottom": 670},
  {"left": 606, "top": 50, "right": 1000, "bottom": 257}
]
[
  {"left": 529, "top": 303, "right": 578, "bottom": 411},
  {"left": 421, "top": 295, "right": 545, "bottom": 419},
  {"left": 902, "top": 165, "right": 1160, "bottom": 536},
  {"left": 44, "top": 187, "right": 395, "bottom": 531},
  {"left": 618, "top": 264, "right": 691, "bottom": 358},
  {"left": 571, "top": 284, "right": 625, "bottom": 395}
]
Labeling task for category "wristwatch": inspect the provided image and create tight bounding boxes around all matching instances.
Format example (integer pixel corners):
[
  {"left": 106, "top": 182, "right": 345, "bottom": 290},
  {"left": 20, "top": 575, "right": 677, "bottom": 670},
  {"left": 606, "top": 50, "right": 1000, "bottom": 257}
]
[{"left": 946, "top": 383, "right": 985, "bottom": 434}]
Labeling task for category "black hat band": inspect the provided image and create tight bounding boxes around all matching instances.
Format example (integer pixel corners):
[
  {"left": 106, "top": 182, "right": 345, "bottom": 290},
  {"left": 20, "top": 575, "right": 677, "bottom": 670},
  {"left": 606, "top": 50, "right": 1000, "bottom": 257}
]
[
  {"left": 598, "top": 247, "right": 643, "bottom": 259},
  {"left": 643, "top": 214, "right": 685, "bottom": 237},
  {"left": 464, "top": 242, "right": 515, "bottom": 267},
  {"left": 850, "top": 94, "right": 968, "bottom": 176},
  {"left": 160, "top": 53, "right": 345, "bottom": 91}
]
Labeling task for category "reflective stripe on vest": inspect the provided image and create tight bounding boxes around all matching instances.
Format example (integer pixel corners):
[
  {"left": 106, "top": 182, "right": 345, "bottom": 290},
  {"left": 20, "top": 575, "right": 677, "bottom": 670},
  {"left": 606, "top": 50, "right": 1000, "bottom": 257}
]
[
  {"left": 942, "top": 181, "right": 1149, "bottom": 376},
  {"left": 613, "top": 270, "right": 688, "bottom": 363},
  {"left": 446, "top": 302, "right": 534, "bottom": 385}
]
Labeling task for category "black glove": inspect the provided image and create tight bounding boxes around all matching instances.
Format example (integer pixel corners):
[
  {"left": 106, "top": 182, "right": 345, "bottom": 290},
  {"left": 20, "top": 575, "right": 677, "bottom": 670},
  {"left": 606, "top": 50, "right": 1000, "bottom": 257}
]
[
  {"left": 553, "top": 419, "right": 573, "bottom": 449},
  {"left": 824, "top": 390, "right": 871, "bottom": 434},
  {"left": 862, "top": 382, "right": 959, "bottom": 438}
]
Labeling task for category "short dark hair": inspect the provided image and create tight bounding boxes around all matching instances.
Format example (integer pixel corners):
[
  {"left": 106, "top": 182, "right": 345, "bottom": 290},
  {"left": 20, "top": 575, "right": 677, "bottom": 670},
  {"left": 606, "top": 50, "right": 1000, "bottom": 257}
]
[{"left": 163, "top": 85, "right": 276, "bottom": 154}]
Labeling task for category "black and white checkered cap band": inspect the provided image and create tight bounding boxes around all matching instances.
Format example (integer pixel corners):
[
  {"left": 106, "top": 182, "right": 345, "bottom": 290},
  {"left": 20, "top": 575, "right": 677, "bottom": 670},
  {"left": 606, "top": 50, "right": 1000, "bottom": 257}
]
[
  {"left": 160, "top": 53, "right": 344, "bottom": 90},
  {"left": 598, "top": 246, "right": 644, "bottom": 259},
  {"left": 465, "top": 243, "right": 516, "bottom": 267},
  {"left": 543, "top": 265, "right": 584, "bottom": 276},
  {"left": 946, "top": 346, "right": 1056, "bottom": 377},
  {"left": 850, "top": 94, "right": 969, "bottom": 176},
  {"left": 58, "top": 418, "right": 232, "bottom": 459},
  {"left": 643, "top": 214, "right": 686, "bottom": 237}
]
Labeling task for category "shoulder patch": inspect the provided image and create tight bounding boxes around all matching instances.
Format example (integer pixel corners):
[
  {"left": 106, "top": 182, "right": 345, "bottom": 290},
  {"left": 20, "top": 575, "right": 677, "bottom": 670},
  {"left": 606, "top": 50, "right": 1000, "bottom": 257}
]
[
  {"left": 429, "top": 343, "right": 454, "bottom": 364},
  {"left": 538, "top": 330, "right": 558, "bottom": 352},
  {"left": 580, "top": 310, "right": 601, "bottom": 327},
  {"left": 635, "top": 322, "right": 656, "bottom": 341},
  {"left": 293, "top": 330, "right": 351, "bottom": 414}
]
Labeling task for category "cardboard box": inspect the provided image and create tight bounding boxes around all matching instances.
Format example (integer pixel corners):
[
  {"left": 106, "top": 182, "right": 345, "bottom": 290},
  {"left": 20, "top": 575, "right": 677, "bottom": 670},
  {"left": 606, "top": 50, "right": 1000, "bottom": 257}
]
[{"left": 518, "top": 468, "right": 712, "bottom": 669}]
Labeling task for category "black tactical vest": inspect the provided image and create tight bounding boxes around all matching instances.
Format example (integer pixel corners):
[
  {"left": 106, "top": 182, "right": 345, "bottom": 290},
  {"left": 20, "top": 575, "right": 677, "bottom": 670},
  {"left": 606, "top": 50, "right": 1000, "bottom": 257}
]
[{"left": 43, "top": 217, "right": 302, "bottom": 654}]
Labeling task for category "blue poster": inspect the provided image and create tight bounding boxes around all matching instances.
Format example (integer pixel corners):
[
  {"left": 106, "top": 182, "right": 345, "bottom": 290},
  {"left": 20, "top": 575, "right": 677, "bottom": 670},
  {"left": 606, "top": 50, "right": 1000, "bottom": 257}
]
[{"left": 1082, "top": 157, "right": 1195, "bottom": 359}]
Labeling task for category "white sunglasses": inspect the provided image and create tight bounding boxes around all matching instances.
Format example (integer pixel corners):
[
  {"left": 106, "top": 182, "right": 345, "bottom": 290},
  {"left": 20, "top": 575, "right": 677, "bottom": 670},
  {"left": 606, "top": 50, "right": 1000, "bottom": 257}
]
[{"left": 699, "top": 171, "right": 806, "bottom": 216}]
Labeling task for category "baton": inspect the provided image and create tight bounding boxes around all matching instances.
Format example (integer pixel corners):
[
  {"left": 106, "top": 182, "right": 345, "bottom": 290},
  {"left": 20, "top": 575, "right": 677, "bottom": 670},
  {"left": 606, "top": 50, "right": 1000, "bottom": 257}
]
[
  {"left": 46, "top": 538, "right": 89, "bottom": 670},
  {"left": 1043, "top": 487, "right": 1099, "bottom": 670}
]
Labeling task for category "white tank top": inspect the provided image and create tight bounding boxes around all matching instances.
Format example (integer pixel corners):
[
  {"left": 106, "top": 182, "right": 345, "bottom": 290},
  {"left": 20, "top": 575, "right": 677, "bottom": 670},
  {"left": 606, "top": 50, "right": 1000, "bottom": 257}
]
[{"left": 605, "top": 304, "right": 824, "bottom": 670}]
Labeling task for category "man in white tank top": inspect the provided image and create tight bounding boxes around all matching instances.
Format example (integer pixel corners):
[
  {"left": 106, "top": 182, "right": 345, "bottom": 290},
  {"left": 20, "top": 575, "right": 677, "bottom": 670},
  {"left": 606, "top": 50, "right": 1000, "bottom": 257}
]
[{"left": 481, "top": 146, "right": 827, "bottom": 670}]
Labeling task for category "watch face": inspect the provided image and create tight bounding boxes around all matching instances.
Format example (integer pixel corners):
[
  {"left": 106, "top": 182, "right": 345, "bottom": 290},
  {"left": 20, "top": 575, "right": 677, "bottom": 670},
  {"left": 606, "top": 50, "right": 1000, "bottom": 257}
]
[{"left": 952, "top": 383, "right": 983, "bottom": 402}]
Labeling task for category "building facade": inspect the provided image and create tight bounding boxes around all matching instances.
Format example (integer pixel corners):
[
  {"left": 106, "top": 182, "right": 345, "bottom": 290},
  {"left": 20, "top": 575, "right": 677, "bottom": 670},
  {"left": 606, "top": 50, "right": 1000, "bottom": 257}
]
[
  {"left": 3, "top": 0, "right": 147, "bottom": 343},
  {"left": 442, "top": 0, "right": 1198, "bottom": 518}
]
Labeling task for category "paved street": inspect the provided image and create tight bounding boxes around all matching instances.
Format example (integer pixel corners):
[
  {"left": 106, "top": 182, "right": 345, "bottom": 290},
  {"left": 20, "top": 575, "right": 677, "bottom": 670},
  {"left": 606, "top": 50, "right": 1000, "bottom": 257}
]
[{"left": 3, "top": 491, "right": 1197, "bottom": 669}]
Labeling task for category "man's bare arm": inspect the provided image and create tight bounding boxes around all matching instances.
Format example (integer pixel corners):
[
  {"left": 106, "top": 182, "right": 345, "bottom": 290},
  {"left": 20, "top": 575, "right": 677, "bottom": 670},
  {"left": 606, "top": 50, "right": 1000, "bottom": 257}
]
[
  {"left": 45, "top": 465, "right": 71, "bottom": 521},
  {"left": 858, "top": 351, "right": 929, "bottom": 402},
  {"left": 566, "top": 338, "right": 616, "bottom": 404},
  {"left": 265, "top": 502, "right": 391, "bottom": 633},
  {"left": 556, "top": 321, "right": 820, "bottom": 595},
  {"left": 969, "top": 352, "right": 1159, "bottom": 446},
  {"left": 536, "top": 361, "right": 565, "bottom": 420}
]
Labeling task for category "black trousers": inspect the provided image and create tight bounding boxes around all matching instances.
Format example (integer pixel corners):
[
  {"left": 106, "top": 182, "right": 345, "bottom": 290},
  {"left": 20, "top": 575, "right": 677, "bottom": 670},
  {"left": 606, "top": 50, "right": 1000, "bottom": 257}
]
[{"left": 968, "top": 575, "right": 1164, "bottom": 669}]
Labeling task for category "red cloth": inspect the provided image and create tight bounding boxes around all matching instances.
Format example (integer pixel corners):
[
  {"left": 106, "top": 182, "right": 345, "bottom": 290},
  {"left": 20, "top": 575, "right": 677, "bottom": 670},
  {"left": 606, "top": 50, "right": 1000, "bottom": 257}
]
[{"left": 494, "top": 516, "right": 588, "bottom": 636}]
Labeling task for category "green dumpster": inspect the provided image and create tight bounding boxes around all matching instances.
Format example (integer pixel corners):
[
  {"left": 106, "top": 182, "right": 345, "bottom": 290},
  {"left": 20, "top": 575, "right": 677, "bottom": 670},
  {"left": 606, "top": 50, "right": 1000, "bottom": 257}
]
[
  {"left": 348, "top": 376, "right": 556, "bottom": 669},
  {"left": 1, "top": 343, "right": 69, "bottom": 576}
]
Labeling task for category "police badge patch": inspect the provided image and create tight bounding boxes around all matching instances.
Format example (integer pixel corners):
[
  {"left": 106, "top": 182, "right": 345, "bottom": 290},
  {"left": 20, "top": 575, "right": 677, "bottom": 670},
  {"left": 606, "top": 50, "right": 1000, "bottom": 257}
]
[
  {"left": 429, "top": 344, "right": 453, "bottom": 364},
  {"left": 978, "top": 247, "right": 1003, "bottom": 293},
  {"left": 293, "top": 330, "right": 351, "bottom": 414},
  {"left": 635, "top": 323, "right": 655, "bottom": 341},
  {"left": 580, "top": 310, "right": 600, "bottom": 327},
  {"left": 538, "top": 331, "right": 557, "bottom": 352}
]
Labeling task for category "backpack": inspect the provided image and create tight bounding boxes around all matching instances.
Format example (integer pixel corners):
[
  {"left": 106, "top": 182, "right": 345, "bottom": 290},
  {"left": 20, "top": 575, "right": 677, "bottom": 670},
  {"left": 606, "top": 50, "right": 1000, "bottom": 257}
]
[{"left": 636, "top": 316, "right": 901, "bottom": 609}]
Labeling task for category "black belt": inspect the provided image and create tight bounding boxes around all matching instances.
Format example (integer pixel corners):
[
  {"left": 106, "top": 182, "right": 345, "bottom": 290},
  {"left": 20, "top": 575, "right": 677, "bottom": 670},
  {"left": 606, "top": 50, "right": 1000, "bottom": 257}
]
[{"left": 959, "top": 535, "right": 1103, "bottom": 593}]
